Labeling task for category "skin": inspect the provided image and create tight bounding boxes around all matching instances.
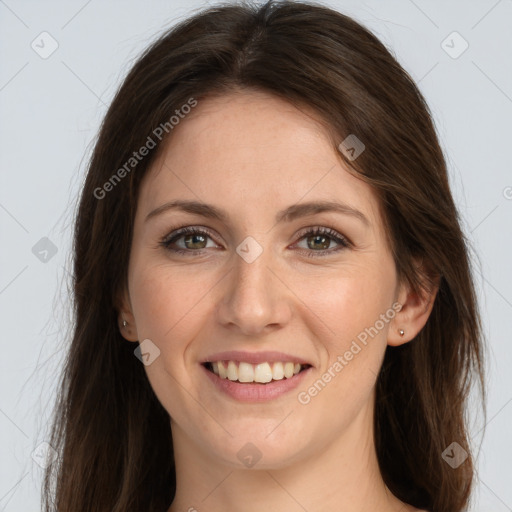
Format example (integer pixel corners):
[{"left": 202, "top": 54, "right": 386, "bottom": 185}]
[{"left": 119, "top": 90, "right": 436, "bottom": 512}]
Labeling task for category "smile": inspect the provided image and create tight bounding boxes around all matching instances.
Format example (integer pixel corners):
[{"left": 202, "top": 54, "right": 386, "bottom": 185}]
[
  {"left": 201, "top": 360, "right": 313, "bottom": 402},
  {"left": 203, "top": 360, "right": 312, "bottom": 383}
]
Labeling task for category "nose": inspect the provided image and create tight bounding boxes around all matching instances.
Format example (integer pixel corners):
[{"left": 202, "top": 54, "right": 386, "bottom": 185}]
[{"left": 216, "top": 240, "right": 292, "bottom": 336}]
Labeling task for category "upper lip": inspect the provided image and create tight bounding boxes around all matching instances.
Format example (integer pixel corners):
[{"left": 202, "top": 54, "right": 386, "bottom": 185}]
[{"left": 201, "top": 350, "right": 313, "bottom": 367}]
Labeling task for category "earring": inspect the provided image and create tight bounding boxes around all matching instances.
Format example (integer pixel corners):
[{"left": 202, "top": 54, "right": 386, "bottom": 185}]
[
  {"left": 398, "top": 329, "right": 405, "bottom": 337},
  {"left": 122, "top": 319, "right": 128, "bottom": 328}
]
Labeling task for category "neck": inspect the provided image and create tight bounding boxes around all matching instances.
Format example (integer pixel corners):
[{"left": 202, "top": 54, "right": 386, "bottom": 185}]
[{"left": 167, "top": 397, "right": 414, "bottom": 512}]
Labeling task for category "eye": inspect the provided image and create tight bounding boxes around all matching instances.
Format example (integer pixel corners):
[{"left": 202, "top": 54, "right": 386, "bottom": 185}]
[
  {"left": 293, "top": 226, "right": 350, "bottom": 258},
  {"left": 160, "top": 225, "right": 350, "bottom": 257},
  {"left": 160, "top": 226, "right": 219, "bottom": 255}
]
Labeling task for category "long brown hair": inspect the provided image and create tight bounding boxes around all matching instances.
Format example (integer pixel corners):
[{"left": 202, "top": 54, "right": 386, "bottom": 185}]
[{"left": 42, "top": 1, "right": 486, "bottom": 510}]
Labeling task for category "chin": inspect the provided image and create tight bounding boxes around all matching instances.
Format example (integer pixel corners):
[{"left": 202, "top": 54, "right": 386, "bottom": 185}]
[{"left": 205, "top": 425, "right": 311, "bottom": 470}]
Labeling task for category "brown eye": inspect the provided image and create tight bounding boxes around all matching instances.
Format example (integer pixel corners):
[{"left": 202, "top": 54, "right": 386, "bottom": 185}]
[
  {"left": 294, "top": 227, "right": 350, "bottom": 258},
  {"left": 181, "top": 233, "right": 208, "bottom": 250},
  {"left": 161, "top": 227, "right": 218, "bottom": 255},
  {"left": 305, "top": 233, "right": 331, "bottom": 250},
  {"left": 160, "top": 225, "right": 350, "bottom": 258}
]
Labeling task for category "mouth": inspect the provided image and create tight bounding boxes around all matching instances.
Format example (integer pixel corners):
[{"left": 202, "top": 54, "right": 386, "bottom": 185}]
[{"left": 202, "top": 360, "right": 313, "bottom": 384}]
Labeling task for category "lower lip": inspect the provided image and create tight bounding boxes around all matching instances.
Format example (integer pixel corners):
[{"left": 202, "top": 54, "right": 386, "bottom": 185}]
[{"left": 201, "top": 364, "right": 312, "bottom": 402}]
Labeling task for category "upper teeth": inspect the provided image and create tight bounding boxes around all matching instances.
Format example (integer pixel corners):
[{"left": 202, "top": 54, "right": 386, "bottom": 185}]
[{"left": 211, "top": 361, "right": 303, "bottom": 383}]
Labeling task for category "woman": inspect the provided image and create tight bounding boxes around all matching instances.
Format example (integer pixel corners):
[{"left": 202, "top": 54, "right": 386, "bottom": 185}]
[{"left": 42, "top": 1, "right": 486, "bottom": 511}]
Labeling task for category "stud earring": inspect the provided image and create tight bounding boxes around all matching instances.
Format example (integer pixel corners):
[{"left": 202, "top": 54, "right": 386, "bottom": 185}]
[
  {"left": 122, "top": 319, "right": 128, "bottom": 328},
  {"left": 398, "top": 329, "right": 405, "bottom": 337}
]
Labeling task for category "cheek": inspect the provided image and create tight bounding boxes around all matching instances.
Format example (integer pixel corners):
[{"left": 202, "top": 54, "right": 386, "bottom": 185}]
[
  {"left": 128, "top": 264, "right": 211, "bottom": 418},
  {"left": 293, "top": 261, "right": 396, "bottom": 357},
  {"left": 128, "top": 263, "right": 206, "bottom": 368},
  {"left": 130, "top": 262, "right": 203, "bottom": 332},
  {"left": 292, "top": 268, "right": 395, "bottom": 435}
]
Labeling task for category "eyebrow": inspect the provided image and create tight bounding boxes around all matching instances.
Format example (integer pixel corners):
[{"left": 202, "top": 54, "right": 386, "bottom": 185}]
[{"left": 145, "top": 199, "right": 370, "bottom": 227}]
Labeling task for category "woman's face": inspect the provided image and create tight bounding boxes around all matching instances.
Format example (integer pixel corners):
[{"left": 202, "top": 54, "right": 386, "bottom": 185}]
[{"left": 121, "top": 90, "right": 405, "bottom": 468}]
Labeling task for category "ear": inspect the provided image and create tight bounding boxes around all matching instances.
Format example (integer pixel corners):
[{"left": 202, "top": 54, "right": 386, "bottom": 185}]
[
  {"left": 116, "top": 286, "right": 139, "bottom": 342},
  {"left": 388, "top": 259, "right": 439, "bottom": 347}
]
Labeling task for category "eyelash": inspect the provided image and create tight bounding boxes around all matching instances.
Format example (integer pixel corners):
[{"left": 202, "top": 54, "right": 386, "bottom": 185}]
[{"left": 159, "top": 225, "right": 351, "bottom": 258}]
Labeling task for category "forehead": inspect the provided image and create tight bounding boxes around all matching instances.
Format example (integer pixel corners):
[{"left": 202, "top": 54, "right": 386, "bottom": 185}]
[
  {"left": 137, "top": 90, "right": 383, "bottom": 232},
  {"left": 156, "top": 91, "right": 335, "bottom": 177}
]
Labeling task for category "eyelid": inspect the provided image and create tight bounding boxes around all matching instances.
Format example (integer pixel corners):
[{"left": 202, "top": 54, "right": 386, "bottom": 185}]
[
  {"left": 160, "top": 225, "right": 219, "bottom": 245},
  {"left": 159, "top": 226, "right": 221, "bottom": 255},
  {"left": 294, "top": 225, "right": 351, "bottom": 244}
]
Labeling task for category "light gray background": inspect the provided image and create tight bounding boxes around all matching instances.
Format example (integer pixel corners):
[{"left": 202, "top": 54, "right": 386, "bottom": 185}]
[{"left": 1, "top": 0, "right": 511, "bottom": 510}]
